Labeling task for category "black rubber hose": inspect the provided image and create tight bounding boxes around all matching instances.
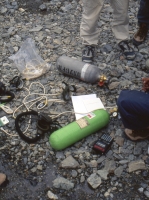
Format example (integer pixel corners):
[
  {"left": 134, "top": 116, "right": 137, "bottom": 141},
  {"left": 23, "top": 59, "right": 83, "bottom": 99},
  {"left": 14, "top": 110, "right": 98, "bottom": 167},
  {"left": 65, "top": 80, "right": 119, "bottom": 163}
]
[{"left": 15, "top": 110, "right": 44, "bottom": 143}]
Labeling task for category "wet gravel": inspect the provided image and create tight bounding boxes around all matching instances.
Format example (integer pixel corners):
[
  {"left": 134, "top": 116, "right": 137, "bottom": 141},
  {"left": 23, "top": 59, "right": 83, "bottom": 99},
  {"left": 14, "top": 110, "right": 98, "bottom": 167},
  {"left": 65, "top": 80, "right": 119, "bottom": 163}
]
[{"left": 0, "top": 0, "right": 149, "bottom": 199}]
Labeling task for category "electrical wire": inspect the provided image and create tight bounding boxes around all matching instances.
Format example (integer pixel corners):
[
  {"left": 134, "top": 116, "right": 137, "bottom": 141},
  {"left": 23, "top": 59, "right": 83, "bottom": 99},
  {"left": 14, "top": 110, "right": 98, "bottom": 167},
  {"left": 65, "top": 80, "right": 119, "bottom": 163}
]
[
  {"left": 13, "top": 82, "right": 64, "bottom": 118},
  {"left": 11, "top": 82, "right": 66, "bottom": 138},
  {"left": 0, "top": 127, "right": 18, "bottom": 137}
]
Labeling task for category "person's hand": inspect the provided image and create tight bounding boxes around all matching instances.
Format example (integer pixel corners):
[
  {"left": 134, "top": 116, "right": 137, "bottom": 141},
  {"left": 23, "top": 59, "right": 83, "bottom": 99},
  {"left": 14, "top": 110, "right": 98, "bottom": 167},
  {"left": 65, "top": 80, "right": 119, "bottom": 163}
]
[{"left": 142, "top": 77, "right": 149, "bottom": 92}]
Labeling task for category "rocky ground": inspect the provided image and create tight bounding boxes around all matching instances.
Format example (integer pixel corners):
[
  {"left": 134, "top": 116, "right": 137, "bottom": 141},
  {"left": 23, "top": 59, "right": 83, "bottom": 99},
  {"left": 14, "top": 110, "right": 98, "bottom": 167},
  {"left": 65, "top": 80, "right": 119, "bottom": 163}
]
[{"left": 0, "top": 0, "right": 149, "bottom": 199}]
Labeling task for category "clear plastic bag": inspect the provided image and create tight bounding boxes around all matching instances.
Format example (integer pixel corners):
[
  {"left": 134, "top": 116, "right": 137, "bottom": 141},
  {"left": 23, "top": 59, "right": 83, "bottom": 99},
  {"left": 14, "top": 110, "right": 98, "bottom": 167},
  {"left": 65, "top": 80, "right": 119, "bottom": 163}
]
[{"left": 9, "top": 38, "right": 51, "bottom": 80}]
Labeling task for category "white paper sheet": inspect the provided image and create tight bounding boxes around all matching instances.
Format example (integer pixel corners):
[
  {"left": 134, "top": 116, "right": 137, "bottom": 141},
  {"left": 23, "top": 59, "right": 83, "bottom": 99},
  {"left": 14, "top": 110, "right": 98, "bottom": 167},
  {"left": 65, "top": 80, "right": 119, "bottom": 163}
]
[
  {"left": 83, "top": 98, "right": 104, "bottom": 113},
  {"left": 71, "top": 94, "right": 104, "bottom": 120}
]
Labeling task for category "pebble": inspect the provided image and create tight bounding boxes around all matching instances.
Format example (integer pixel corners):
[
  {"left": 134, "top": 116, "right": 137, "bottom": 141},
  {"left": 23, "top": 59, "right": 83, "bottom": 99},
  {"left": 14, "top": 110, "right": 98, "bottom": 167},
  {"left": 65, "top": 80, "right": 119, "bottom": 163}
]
[
  {"left": 97, "top": 170, "right": 108, "bottom": 180},
  {"left": 47, "top": 190, "right": 58, "bottom": 200},
  {"left": 60, "top": 155, "right": 79, "bottom": 168},
  {"left": 87, "top": 173, "right": 101, "bottom": 189},
  {"left": 39, "top": 4, "right": 47, "bottom": 11},
  {"left": 53, "top": 177, "right": 74, "bottom": 190},
  {"left": 144, "top": 191, "right": 149, "bottom": 198},
  {"left": 128, "top": 160, "right": 146, "bottom": 172},
  {"left": 146, "top": 59, "right": 149, "bottom": 68}
]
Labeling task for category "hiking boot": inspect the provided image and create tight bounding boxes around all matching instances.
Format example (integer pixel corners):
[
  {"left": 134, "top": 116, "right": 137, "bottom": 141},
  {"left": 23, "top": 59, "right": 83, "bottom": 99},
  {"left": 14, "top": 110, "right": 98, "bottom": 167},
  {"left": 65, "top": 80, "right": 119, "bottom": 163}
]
[
  {"left": 124, "top": 128, "right": 149, "bottom": 141},
  {"left": 82, "top": 45, "right": 95, "bottom": 63},
  {"left": 118, "top": 40, "right": 136, "bottom": 60},
  {"left": 133, "top": 23, "right": 148, "bottom": 46}
]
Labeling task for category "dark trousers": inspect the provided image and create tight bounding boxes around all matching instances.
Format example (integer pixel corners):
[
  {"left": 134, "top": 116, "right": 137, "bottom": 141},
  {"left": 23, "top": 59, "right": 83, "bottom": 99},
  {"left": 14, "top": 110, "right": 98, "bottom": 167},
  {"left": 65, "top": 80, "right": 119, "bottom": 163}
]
[
  {"left": 138, "top": 0, "right": 149, "bottom": 27},
  {"left": 117, "top": 90, "right": 149, "bottom": 130}
]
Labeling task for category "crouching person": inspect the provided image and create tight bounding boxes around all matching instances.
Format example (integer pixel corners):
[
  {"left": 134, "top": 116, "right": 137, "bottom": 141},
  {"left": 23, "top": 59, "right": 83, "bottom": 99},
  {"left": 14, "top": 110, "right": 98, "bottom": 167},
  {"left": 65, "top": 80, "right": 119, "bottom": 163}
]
[{"left": 117, "top": 78, "right": 149, "bottom": 141}]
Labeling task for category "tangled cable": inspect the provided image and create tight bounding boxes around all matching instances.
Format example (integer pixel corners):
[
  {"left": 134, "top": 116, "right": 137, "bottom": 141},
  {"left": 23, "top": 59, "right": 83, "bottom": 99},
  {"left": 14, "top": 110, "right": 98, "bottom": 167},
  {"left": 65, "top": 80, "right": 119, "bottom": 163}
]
[{"left": 13, "top": 81, "right": 64, "bottom": 119}]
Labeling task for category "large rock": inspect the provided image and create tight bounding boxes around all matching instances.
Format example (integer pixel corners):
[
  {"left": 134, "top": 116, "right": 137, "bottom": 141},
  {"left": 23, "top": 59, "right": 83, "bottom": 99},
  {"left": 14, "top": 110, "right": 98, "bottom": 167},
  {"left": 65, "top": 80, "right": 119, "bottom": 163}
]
[
  {"left": 60, "top": 155, "right": 79, "bottom": 168},
  {"left": 87, "top": 173, "right": 101, "bottom": 189},
  {"left": 128, "top": 160, "right": 146, "bottom": 172},
  {"left": 0, "top": 173, "right": 6, "bottom": 185},
  {"left": 53, "top": 177, "right": 74, "bottom": 190}
]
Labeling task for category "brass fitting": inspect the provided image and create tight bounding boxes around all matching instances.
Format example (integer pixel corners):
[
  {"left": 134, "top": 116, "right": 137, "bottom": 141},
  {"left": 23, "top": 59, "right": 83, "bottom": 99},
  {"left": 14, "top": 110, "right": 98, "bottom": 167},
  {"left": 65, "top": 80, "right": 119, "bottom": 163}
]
[{"left": 98, "top": 75, "right": 107, "bottom": 86}]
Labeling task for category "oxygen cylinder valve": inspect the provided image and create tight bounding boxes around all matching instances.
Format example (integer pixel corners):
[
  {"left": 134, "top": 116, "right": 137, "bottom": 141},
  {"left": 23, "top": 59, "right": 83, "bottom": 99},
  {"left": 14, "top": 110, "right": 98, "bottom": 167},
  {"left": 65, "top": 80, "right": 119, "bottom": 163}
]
[
  {"left": 109, "top": 107, "right": 118, "bottom": 118},
  {"left": 98, "top": 75, "right": 108, "bottom": 87}
]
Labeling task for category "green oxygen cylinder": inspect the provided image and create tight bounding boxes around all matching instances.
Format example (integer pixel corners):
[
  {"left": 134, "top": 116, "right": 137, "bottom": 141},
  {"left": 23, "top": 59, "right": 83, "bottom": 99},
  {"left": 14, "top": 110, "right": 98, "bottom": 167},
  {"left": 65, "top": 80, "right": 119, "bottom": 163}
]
[{"left": 49, "top": 109, "right": 109, "bottom": 150}]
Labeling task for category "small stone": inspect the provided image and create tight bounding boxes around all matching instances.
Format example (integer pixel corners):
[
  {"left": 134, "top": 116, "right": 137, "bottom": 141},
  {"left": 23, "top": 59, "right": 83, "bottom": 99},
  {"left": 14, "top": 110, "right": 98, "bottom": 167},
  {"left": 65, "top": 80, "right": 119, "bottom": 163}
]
[
  {"left": 85, "top": 160, "right": 98, "bottom": 168},
  {"left": 29, "top": 26, "right": 43, "bottom": 32},
  {"left": 114, "top": 166, "right": 123, "bottom": 177},
  {"left": 71, "top": 170, "right": 78, "bottom": 178},
  {"left": 138, "top": 187, "right": 144, "bottom": 193},
  {"left": 37, "top": 165, "right": 43, "bottom": 170},
  {"left": 129, "top": 154, "right": 135, "bottom": 161},
  {"left": 56, "top": 152, "right": 65, "bottom": 159},
  {"left": 10, "top": 139, "right": 20, "bottom": 146},
  {"left": 60, "top": 155, "right": 79, "bottom": 168},
  {"left": 119, "top": 147, "right": 130, "bottom": 154},
  {"left": 39, "top": 4, "right": 47, "bottom": 11},
  {"left": 128, "top": 160, "right": 146, "bottom": 172},
  {"left": 119, "top": 160, "right": 129, "bottom": 164},
  {"left": 104, "top": 192, "right": 110, "bottom": 197},
  {"left": 53, "top": 39, "right": 61, "bottom": 45},
  {"left": 53, "top": 177, "right": 74, "bottom": 190},
  {"left": 97, "top": 170, "right": 108, "bottom": 180},
  {"left": 47, "top": 190, "right": 58, "bottom": 199},
  {"left": 13, "top": 46, "right": 18, "bottom": 52},
  {"left": 116, "top": 129, "right": 123, "bottom": 136},
  {"left": 0, "top": 173, "right": 6, "bottom": 185},
  {"left": 80, "top": 175, "right": 85, "bottom": 183},
  {"left": 97, "top": 156, "right": 106, "bottom": 164},
  {"left": 146, "top": 59, "right": 149, "bottom": 68},
  {"left": 139, "top": 48, "right": 148, "bottom": 55},
  {"left": 87, "top": 173, "right": 101, "bottom": 189},
  {"left": 115, "top": 137, "right": 124, "bottom": 146},
  {"left": 108, "top": 82, "right": 120, "bottom": 90},
  {"left": 1, "top": 7, "right": 7, "bottom": 14},
  {"left": 19, "top": 8, "right": 25, "bottom": 12},
  {"left": 144, "top": 191, "right": 149, "bottom": 198},
  {"left": 104, "top": 160, "right": 116, "bottom": 173},
  {"left": 31, "top": 167, "right": 37, "bottom": 173}
]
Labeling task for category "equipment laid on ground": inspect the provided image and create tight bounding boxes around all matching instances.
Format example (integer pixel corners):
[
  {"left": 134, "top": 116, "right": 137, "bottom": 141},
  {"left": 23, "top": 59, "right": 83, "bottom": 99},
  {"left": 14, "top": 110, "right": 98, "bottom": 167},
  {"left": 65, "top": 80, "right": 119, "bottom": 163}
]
[
  {"left": 0, "top": 116, "right": 9, "bottom": 127},
  {"left": 0, "top": 82, "right": 15, "bottom": 103},
  {"left": 9, "top": 76, "right": 24, "bottom": 91},
  {"left": 49, "top": 109, "right": 109, "bottom": 150},
  {"left": 0, "top": 104, "right": 13, "bottom": 114},
  {"left": 56, "top": 56, "right": 107, "bottom": 86},
  {"left": 15, "top": 110, "right": 61, "bottom": 143},
  {"left": 93, "top": 133, "right": 113, "bottom": 154}
]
